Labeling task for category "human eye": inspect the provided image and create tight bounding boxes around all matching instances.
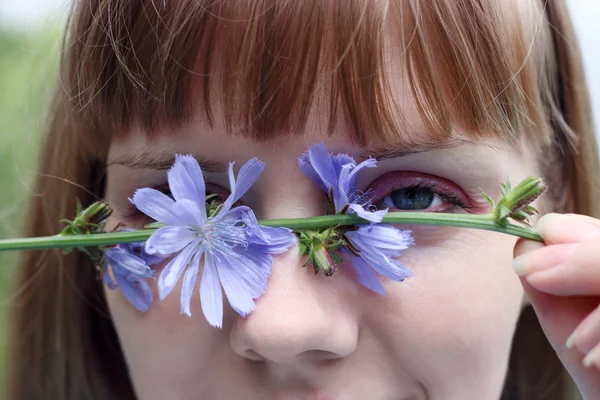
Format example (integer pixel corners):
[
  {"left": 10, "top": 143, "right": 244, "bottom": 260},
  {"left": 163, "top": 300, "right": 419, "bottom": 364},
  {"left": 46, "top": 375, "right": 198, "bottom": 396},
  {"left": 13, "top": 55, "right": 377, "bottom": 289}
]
[{"left": 367, "top": 171, "right": 473, "bottom": 213}]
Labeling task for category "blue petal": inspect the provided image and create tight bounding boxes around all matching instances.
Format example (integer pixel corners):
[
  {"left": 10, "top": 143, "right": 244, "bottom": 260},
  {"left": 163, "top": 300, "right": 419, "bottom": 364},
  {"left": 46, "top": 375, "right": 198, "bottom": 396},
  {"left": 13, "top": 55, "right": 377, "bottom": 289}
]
[
  {"left": 214, "top": 254, "right": 256, "bottom": 316},
  {"left": 104, "top": 247, "right": 153, "bottom": 277},
  {"left": 200, "top": 252, "right": 224, "bottom": 328},
  {"left": 171, "top": 199, "right": 207, "bottom": 227},
  {"left": 249, "top": 226, "right": 297, "bottom": 254},
  {"left": 336, "top": 158, "right": 376, "bottom": 210},
  {"left": 307, "top": 142, "right": 338, "bottom": 191},
  {"left": 158, "top": 243, "right": 199, "bottom": 300},
  {"left": 231, "top": 158, "right": 264, "bottom": 203},
  {"left": 180, "top": 253, "right": 200, "bottom": 317},
  {"left": 131, "top": 188, "right": 176, "bottom": 224},
  {"left": 359, "top": 244, "right": 413, "bottom": 282},
  {"left": 335, "top": 164, "right": 353, "bottom": 208},
  {"left": 347, "top": 203, "right": 387, "bottom": 223},
  {"left": 298, "top": 153, "right": 328, "bottom": 192},
  {"left": 346, "top": 228, "right": 413, "bottom": 282},
  {"left": 103, "top": 267, "right": 117, "bottom": 289},
  {"left": 168, "top": 155, "right": 207, "bottom": 221},
  {"left": 146, "top": 225, "right": 196, "bottom": 256},
  {"left": 140, "top": 251, "right": 165, "bottom": 266},
  {"left": 225, "top": 206, "right": 296, "bottom": 253},
  {"left": 347, "top": 225, "right": 413, "bottom": 254},
  {"left": 115, "top": 273, "right": 153, "bottom": 312},
  {"left": 214, "top": 159, "right": 264, "bottom": 220},
  {"left": 370, "top": 258, "right": 413, "bottom": 282},
  {"left": 128, "top": 241, "right": 165, "bottom": 265},
  {"left": 346, "top": 157, "right": 376, "bottom": 187},
  {"left": 349, "top": 254, "right": 387, "bottom": 295},
  {"left": 331, "top": 153, "right": 355, "bottom": 172},
  {"left": 223, "top": 251, "right": 271, "bottom": 298}
]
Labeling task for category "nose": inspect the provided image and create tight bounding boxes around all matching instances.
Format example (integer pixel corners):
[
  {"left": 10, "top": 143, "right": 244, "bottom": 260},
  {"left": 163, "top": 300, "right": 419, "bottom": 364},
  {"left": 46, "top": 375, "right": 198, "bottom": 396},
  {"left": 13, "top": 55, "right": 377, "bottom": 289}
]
[{"left": 229, "top": 249, "right": 360, "bottom": 364}]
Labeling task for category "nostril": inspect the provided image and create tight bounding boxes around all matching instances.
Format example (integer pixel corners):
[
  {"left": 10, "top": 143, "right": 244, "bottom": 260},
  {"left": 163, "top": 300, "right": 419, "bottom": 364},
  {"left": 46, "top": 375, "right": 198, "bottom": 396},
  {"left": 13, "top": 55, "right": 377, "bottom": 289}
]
[
  {"left": 241, "top": 349, "right": 342, "bottom": 364},
  {"left": 242, "top": 349, "right": 266, "bottom": 362},
  {"left": 298, "top": 350, "right": 342, "bottom": 362}
]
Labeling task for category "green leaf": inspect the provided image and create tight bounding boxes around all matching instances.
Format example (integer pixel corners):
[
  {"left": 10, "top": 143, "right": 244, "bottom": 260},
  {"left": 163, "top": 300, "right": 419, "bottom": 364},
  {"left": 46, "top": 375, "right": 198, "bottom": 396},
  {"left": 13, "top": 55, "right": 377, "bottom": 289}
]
[
  {"left": 299, "top": 241, "right": 307, "bottom": 255},
  {"left": 330, "top": 251, "right": 342, "bottom": 264},
  {"left": 480, "top": 190, "right": 496, "bottom": 208},
  {"left": 144, "top": 222, "right": 165, "bottom": 229},
  {"left": 523, "top": 205, "right": 538, "bottom": 214},
  {"left": 499, "top": 205, "right": 511, "bottom": 220}
]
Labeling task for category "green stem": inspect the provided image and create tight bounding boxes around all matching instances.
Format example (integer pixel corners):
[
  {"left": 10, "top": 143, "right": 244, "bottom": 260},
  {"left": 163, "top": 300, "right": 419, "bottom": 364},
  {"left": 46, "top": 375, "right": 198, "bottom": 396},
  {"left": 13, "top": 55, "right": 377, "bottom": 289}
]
[{"left": 0, "top": 212, "right": 542, "bottom": 252}]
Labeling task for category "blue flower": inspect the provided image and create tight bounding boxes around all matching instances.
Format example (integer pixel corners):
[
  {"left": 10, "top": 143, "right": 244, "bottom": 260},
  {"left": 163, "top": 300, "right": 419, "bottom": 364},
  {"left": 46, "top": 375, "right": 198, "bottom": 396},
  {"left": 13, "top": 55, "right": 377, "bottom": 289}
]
[
  {"left": 103, "top": 242, "right": 158, "bottom": 312},
  {"left": 132, "top": 155, "right": 295, "bottom": 327},
  {"left": 345, "top": 225, "right": 413, "bottom": 294},
  {"left": 298, "top": 142, "right": 387, "bottom": 222},
  {"left": 298, "top": 143, "right": 414, "bottom": 294}
]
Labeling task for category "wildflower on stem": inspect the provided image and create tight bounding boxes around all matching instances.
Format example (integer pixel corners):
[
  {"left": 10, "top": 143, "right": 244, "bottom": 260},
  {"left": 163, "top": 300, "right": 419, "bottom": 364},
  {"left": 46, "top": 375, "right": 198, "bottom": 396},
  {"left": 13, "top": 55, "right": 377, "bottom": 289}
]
[
  {"left": 489, "top": 177, "right": 547, "bottom": 227},
  {"left": 102, "top": 241, "right": 160, "bottom": 312},
  {"left": 298, "top": 143, "right": 413, "bottom": 294},
  {"left": 298, "top": 143, "right": 386, "bottom": 222},
  {"left": 131, "top": 155, "right": 295, "bottom": 328}
]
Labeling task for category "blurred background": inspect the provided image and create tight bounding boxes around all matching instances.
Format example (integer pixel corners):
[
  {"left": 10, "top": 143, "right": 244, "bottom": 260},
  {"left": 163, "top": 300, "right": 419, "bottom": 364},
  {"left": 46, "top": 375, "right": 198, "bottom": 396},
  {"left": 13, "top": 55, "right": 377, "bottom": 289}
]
[{"left": 0, "top": 0, "right": 598, "bottom": 393}]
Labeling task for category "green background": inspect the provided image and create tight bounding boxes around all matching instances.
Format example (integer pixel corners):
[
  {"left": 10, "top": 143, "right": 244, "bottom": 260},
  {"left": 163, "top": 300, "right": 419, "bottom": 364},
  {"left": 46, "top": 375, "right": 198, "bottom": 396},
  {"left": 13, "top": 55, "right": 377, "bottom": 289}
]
[{"left": 0, "top": 27, "right": 60, "bottom": 389}]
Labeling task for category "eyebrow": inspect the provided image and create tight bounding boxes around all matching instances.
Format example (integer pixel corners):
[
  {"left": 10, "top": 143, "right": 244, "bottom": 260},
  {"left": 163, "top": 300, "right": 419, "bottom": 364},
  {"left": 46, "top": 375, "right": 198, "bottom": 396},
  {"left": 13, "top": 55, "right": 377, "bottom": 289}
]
[
  {"left": 360, "top": 137, "right": 494, "bottom": 160},
  {"left": 107, "top": 149, "right": 227, "bottom": 172}
]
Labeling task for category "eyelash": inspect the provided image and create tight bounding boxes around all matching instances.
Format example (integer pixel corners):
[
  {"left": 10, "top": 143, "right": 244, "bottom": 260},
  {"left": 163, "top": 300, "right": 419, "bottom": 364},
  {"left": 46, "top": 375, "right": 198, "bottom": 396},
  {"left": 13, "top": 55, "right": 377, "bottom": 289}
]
[
  {"left": 122, "top": 171, "right": 472, "bottom": 220},
  {"left": 366, "top": 171, "right": 473, "bottom": 213}
]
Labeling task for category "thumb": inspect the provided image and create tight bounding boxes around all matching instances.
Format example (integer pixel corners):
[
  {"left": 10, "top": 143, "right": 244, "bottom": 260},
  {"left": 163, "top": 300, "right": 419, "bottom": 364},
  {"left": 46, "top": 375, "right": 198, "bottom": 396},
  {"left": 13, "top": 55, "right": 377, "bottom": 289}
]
[
  {"left": 513, "top": 238, "right": 545, "bottom": 307},
  {"left": 513, "top": 237, "right": 545, "bottom": 258}
]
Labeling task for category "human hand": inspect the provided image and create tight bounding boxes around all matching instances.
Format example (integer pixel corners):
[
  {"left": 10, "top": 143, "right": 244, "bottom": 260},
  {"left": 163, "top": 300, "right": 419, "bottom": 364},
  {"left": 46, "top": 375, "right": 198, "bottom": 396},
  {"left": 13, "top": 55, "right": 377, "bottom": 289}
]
[{"left": 513, "top": 213, "right": 600, "bottom": 399}]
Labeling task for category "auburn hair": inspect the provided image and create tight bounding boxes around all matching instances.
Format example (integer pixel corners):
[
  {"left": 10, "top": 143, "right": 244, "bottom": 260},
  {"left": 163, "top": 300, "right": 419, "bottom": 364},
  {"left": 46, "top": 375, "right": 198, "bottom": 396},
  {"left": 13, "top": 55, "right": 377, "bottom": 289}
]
[{"left": 7, "top": 0, "right": 599, "bottom": 398}]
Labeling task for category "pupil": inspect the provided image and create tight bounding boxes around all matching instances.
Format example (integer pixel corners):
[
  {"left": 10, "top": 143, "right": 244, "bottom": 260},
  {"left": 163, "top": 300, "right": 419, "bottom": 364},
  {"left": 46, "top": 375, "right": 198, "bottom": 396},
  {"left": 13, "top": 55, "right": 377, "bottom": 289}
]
[{"left": 390, "top": 188, "right": 434, "bottom": 210}]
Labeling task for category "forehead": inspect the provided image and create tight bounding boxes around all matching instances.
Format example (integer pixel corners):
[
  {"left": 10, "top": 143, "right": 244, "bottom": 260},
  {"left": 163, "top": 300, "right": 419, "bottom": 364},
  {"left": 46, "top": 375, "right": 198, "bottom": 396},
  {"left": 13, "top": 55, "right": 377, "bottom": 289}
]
[{"left": 68, "top": 0, "right": 553, "bottom": 154}]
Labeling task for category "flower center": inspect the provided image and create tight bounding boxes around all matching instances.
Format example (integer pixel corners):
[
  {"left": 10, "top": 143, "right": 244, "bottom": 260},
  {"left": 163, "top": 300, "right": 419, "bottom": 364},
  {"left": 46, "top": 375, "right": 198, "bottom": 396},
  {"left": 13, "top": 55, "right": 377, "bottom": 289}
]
[{"left": 196, "top": 221, "right": 248, "bottom": 254}]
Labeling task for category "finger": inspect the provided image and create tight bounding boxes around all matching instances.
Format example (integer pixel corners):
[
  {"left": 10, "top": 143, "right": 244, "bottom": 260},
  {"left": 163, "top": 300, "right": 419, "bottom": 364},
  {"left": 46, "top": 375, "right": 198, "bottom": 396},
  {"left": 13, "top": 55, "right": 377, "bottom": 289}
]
[
  {"left": 521, "top": 278, "right": 600, "bottom": 399},
  {"left": 535, "top": 213, "right": 600, "bottom": 245},
  {"left": 513, "top": 237, "right": 545, "bottom": 258},
  {"left": 567, "top": 304, "right": 600, "bottom": 355},
  {"left": 582, "top": 342, "right": 600, "bottom": 370},
  {"left": 517, "top": 237, "right": 600, "bottom": 296},
  {"left": 512, "top": 242, "right": 579, "bottom": 276}
]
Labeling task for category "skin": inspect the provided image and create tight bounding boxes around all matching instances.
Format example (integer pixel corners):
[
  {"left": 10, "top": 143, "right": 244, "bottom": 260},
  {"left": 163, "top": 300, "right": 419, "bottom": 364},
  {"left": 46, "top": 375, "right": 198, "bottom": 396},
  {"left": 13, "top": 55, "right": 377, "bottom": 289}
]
[
  {"left": 92, "top": 0, "right": 600, "bottom": 393},
  {"left": 100, "top": 5, "right": 600, "bottom": 398},
  {"left": 513, "top": 214, "right": 600, "bottom": 399},
  {"left": 104, "top": 113, "right": 539, "bottom": 400}
]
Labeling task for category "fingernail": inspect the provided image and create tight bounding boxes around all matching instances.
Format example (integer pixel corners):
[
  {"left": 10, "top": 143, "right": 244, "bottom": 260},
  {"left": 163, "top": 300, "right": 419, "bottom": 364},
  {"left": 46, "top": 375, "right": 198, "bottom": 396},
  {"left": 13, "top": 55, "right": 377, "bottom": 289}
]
[
  {"left": 513, "top": 243, "right": 579, "bottom": 278},
  {"left": 583, "top": 351, "right": 595, "bottom": 368},
  {"left": 512, "top": 254, "right": 528, "bottom": 276},
  {"left": 566, "top": 330, "right": 577, "bottom": 350}
]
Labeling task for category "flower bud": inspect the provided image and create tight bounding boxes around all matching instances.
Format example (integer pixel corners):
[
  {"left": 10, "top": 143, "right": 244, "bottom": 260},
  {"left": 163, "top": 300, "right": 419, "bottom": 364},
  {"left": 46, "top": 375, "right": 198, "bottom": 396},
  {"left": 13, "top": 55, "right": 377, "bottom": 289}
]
[
  {"left": 494, "top": 177, "right": 546, "bottom": 226},
  {"left": 504, "top": 177, "right": 546, "bottom": 213},
  {"left": 313, "top": 247, "right": 336, "bottom": 277},
  {"left": 83, "top": 201, "right": 113, "bottom": 227}
]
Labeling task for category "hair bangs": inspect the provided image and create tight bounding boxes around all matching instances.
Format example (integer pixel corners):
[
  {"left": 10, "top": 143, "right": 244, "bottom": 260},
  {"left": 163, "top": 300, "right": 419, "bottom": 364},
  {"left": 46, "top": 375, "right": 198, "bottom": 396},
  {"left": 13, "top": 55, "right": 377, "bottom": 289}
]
[{"left": 64, "top": 0, "right": 557, "bottom": 152}]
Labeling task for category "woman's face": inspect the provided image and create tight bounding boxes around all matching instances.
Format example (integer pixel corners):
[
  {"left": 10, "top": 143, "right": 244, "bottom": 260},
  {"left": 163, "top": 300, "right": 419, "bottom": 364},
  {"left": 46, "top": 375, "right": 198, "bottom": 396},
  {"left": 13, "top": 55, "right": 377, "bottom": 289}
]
[
  {"left": 104, "top": 111, "right": 538, "bottom": 399},
  {"left": 102, "top": 18, "right": 541, "bottom": 394}
]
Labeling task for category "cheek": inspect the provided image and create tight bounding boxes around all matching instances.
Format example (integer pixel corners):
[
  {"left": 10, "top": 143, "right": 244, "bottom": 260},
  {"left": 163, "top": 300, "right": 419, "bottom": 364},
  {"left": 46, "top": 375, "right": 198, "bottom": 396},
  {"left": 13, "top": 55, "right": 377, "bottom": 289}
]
[
  {"left": 366, "top": 227, "right": 523, "bottom": 394},
  {"left": 104, "top": 273, "right": 237, "bottom": 399}
]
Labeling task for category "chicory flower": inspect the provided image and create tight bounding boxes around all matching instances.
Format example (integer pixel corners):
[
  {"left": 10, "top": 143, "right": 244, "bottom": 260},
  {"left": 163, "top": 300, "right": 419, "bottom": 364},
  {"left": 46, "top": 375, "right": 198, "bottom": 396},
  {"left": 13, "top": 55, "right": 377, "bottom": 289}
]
[
  {"left": 132, "top": 155, "right": 295, "bottom": 327},
  {"left": 298, "top": 143, "right": 414, "bottom": 294},
  {"left": 298, "top": 142, "right": 386, "bottom": 222},
  {"left": 103, "top": 241, "right": 159, "bottom": 312}
]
